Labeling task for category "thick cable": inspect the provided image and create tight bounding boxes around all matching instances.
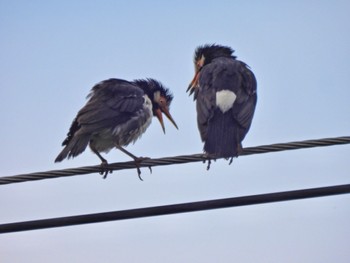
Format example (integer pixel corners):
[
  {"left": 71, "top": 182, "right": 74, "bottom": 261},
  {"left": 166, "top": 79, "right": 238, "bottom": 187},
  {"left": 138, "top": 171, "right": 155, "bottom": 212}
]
[
  {"left": 1, "top": 184, "right": 349, "bottom": 234},
  {"left": 0, "top": 136, "right": 349, "bottom": 185}
]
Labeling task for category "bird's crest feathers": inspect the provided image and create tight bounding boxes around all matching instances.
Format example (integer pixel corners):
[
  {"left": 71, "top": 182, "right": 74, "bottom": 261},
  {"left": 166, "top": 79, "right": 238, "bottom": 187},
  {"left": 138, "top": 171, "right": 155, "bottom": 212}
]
[
  {"left": 133, "top": 78, "right": 174, "bottom": 107},
  {"left": 194, "top": 44, "right": 236, "bottom": 64}
]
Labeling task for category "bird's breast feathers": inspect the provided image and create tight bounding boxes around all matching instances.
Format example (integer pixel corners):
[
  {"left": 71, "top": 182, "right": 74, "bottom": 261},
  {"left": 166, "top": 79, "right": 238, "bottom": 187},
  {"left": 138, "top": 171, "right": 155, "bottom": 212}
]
[
  {"left": 111, "top": 94, "right": 153, "bottom": 144},
  {"left": 92, "top": 95, "right": 153, "bottom": 152},
  {"left": 215, "top": 90, "right": 237, "bottom": 113}
]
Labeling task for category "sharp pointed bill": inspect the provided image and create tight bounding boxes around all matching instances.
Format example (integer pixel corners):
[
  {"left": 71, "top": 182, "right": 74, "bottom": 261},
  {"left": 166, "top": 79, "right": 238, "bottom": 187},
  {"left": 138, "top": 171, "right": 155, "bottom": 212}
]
[
  {"left": 159, "top": 106, "right": 178, "bottom": 131},
  {"left": 55, "top": 78, "right": 178, "bottom": 177},
  {"left": 187, "top": 72, "right": 200, "bottom": 95},
  {"left": 187, "top": 44, "right": 257, "bottom": 161},
  {"left": 187, "top": 54, "right": 205, "bottom": 95}
]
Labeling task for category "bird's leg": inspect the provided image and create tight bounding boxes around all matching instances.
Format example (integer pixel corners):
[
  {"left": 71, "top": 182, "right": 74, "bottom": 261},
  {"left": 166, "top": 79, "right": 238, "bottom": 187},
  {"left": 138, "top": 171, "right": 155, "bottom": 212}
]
[
  {"left": 91, "top": 146, "right": 112, "bottom": 179},
  {"left": 115, "top": 145, "right": 150, "bottom": 181},
  {"left": 115, "top": 145, "right": 140, "bottom": 159}
]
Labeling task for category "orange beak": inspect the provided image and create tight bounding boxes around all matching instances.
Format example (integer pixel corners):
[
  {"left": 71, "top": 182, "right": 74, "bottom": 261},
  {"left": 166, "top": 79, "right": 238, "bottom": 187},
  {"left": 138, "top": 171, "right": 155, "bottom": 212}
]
[
  {"left": 155, "top": 107, "right": 178, "bottom": 134},
  {"left": 187, "top": 71, "right": 200, "bottom": 95}
]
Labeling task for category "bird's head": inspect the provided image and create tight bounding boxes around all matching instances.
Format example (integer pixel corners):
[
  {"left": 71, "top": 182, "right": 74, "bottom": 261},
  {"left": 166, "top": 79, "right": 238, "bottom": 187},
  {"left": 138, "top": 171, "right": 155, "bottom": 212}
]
[
  {"left": 187, "top": 44, "right": 236, "bottom": 95},
  {"left": 133, "top": 78, "right": 178, "bottom": 133}
]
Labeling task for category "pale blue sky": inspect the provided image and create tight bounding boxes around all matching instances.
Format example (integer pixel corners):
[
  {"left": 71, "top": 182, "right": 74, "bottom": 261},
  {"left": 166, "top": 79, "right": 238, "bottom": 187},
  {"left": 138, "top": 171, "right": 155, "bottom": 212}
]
[{"left": 1, "top": 1, "right": 350, "bottom": 262}]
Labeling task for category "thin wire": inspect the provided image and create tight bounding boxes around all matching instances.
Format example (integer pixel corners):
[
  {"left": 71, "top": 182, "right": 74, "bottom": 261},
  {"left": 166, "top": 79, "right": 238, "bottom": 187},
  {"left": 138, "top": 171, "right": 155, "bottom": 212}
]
[
  {"left": 0, "top": 136, "right": 349, "bottom": 185},
  {"left": 1, "top": 183, "right": 349, "bottom": 234}
]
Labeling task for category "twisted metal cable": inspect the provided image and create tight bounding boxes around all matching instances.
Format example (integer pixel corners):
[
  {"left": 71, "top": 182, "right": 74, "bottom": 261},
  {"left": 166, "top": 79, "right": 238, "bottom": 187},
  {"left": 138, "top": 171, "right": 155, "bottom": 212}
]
[
  {"left": 0, "top": 136, "right": 349, "bottom": 185},
  {"left": 1, "top": 183, "right": 350, "bottom": 233}
]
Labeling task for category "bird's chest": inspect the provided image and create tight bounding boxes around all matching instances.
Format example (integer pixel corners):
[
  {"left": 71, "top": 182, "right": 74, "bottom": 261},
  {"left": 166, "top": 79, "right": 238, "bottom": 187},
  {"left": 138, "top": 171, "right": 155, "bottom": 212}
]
[{"left": 92, "top": 95, "right": 153, "bottom": 152}]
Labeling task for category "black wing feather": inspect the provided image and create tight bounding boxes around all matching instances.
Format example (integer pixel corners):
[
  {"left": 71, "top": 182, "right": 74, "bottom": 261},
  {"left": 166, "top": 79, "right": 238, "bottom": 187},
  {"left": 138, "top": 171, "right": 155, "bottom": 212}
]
[{"left": 56, "top": 79, "right": 145, "bottom": 161}]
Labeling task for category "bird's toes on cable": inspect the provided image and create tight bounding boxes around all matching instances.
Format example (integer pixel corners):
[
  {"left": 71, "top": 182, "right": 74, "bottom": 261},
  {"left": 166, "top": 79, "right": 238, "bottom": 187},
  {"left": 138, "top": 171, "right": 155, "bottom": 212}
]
[
  {"left": 99, "top": 160, "right": 113, "bottom": 179},
  {"left": 135, "top": 156, "right": 150, "bottom": 162},
  {"left": 133, "top": 157, "right": 150, "bottom": 181},
  {"left": 228, "top": 144, "right": 242, "bottom": 165},
  {"left": 206, "top": 159, "right": 212, "bottom": 170},
  {"left": 202, "top": 153, "right": 216, "bottom": 170},
  {"left": 228, "top": 157, "right": 234, "bottom": 165}
]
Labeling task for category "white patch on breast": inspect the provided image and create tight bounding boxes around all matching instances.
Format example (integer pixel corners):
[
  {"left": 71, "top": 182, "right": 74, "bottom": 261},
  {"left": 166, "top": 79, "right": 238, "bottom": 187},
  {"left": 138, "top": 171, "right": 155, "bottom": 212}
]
[
  {"left": 143, "top": 94, "right": 153, "bottom": 113},
  {"left": 216, "top": 90, "right": 237, "bottom": 113}
]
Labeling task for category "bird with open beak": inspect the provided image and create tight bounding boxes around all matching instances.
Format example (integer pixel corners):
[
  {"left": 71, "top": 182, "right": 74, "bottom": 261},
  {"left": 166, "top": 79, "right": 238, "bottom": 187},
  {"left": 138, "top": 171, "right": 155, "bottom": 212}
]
[
  {"left": 187, "top": 44, "right": 257, "bottom": 166},
  {"left": 55, "top": 78, "right": 178, "bottom": 179}
]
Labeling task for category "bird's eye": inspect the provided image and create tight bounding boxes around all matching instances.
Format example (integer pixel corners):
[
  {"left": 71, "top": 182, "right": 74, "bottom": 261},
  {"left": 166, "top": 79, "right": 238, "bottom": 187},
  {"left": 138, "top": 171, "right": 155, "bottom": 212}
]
[
  {"left": 159, "top": 98, "right": 167, "bottom": 107},
  {"left": 196, "top": 63, "right": 203, "bottom": 72}
]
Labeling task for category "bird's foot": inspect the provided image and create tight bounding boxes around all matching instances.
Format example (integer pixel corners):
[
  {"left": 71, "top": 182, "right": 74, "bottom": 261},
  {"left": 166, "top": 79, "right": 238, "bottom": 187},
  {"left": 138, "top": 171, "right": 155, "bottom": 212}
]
[
  {"left": 228, "top": 144, "right": 242, "bottom": 165},
  {"left": 99, "top": 160, "right": 113, "bottom": 179},
  {"left": 202, "top": 153, "right": 217, "bottom": 170},
  {"left": 227, "top": 154, "right": 238, "bottom": 165},
  {"left": 133, "top": 157, "right": 151, "bottom": 181},
  {"left": 229, "top": 157, "right": 234, "bottom": 165},
  {"left": 206, "top": 159, "right": 212, "bottom": 170}
]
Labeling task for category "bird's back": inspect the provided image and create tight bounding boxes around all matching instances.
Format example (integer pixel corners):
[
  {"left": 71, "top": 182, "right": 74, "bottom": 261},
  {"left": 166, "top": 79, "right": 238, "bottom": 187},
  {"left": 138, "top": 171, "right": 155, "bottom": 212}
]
[{"left": 196, "top": 57, "right": 257, "bottom": 158}]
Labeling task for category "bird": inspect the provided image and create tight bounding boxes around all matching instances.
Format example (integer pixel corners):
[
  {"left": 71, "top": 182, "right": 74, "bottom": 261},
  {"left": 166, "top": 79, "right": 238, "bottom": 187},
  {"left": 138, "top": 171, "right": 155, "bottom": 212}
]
[
  {"left": 55, "top": 78, "right": 178, "bottom": 178},
  {"left": 187, "top": 44, "right": 257, "bottom": 166}
]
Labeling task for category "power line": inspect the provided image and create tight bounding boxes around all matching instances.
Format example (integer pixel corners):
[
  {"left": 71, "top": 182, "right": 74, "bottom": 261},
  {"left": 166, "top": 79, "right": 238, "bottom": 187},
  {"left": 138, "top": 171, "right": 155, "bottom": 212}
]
[
  {"left": 0, "top": 136, "right": 349, "bottom": 185},
  {"left": 1, "top": 183, "right": 349, "bottom": 234}
]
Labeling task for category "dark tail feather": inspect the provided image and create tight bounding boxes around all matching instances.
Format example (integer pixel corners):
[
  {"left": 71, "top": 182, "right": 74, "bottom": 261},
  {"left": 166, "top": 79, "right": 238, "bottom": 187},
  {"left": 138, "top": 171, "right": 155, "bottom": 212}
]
[
  {"left": 54, "top": 135, "right": 91, "bottom": 162},
  {"left": 204, "top": 111, "right": 240, "bottom": 158}
]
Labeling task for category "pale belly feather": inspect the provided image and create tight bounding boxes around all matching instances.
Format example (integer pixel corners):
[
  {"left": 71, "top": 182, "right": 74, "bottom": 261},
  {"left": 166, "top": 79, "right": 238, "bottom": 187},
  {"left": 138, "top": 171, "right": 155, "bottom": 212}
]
[{"left": 90, "top": 95, "right": 153, "bottom": 153}]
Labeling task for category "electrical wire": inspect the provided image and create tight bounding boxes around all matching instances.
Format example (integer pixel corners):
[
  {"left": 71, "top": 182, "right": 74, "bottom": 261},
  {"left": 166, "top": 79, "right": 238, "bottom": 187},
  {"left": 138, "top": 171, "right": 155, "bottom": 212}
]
[
  {"left": 0, "top": 136, "right": 349, "bottom": 185},
  {"left": 1, "top": 183, "right": 349, "bottom": 234}
]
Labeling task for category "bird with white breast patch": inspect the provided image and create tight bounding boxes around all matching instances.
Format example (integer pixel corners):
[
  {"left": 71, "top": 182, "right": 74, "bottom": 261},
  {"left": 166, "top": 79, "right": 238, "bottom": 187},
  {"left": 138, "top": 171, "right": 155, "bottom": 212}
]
[{"left": 187, "top": 44, "right": 257, "bottom": 165}]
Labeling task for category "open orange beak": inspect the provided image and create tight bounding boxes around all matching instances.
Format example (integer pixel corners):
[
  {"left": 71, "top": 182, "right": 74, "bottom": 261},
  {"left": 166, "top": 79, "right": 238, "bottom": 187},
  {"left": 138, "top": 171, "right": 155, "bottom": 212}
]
[
  {"left": 187, "top": 71, "right": 200, "bottom": 96},
  {"left": 155, "top": 107, "right": 178, "bottom": 134}
]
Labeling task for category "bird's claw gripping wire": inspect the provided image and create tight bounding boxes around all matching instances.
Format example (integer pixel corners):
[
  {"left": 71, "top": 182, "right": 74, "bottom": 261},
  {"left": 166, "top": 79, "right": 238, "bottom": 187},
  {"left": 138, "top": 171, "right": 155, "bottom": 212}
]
[
  {"left": 229, "top": 144, "right": 243, "bottom": 165},
  {"left": 100, "top": 161, "right": 113, "bottom": 179},
  {"left": 134, "top": 157, "right": 151, "bottom": 181},
  {"left": 202, "top": 153, "right": 216, "bottom": 170},
  {"left": 206, "top": 159, "right": 212, "bottom": 170},
  {"left": 227, "top": 145, "right": 242, "bottom": 165},
  {"left": 228, "top": 157, "right": 234, "bottom": 165},
  {"left": 201, "top": 155, "right": 211, "bottom": 170},
  {"left": 98, "top": 156, "right": 151, "bottom": 181}
]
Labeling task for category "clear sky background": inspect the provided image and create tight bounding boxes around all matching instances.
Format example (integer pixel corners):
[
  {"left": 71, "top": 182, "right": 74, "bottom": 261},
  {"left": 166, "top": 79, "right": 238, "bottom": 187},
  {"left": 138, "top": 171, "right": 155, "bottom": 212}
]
[{"left": 1, "top": 1, "right": 350, "bottom": 262}]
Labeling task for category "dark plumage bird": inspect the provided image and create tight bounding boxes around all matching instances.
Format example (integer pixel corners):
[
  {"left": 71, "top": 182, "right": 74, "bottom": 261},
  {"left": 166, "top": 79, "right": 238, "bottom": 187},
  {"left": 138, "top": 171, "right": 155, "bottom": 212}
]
[
  {"left": 55, "top": 78, "right": 178, "bottom": 177},
  {"left": 187, "top": 44, "right": 257, "bottom": 162}
]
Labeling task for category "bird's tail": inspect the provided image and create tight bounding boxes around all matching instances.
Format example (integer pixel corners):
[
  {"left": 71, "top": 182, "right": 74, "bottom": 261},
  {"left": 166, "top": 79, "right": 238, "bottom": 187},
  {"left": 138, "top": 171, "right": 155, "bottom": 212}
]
[
  {"left": 54, "top": 135, "right": 91, "bottom": 162},
  {"left": 204, "top": 111, "right": 240, "bottom": 159}
]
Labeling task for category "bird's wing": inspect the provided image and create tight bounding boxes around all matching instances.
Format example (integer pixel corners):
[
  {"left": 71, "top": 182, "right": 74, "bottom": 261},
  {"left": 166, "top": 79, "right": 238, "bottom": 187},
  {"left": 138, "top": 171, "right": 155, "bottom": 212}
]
[
  {"left": 231, "top": 61, "right": 257, "bottom": 130},
  {"left": 65, "top": 79, "right": 145, "bottom": 140},
  {"left": 195, "top": 67, "right": 217, "bottom": 141}
]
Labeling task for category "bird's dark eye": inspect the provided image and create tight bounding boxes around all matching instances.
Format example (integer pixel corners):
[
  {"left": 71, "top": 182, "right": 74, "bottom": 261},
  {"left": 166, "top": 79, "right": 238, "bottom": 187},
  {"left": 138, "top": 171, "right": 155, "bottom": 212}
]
[
  {"left": 158, "top": 98, "right": 167, "bottom": 107},
  {"left": 196, "top": 63, "right": 203, "bottom": 72}
]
